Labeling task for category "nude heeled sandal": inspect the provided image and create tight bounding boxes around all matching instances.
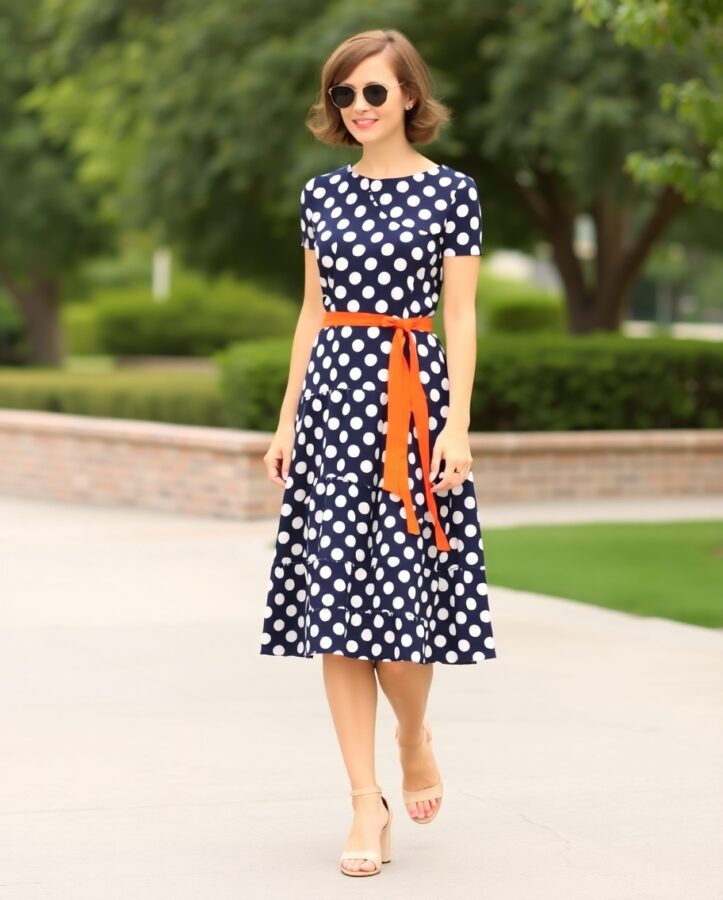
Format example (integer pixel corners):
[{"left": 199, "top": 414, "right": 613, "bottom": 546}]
[
  {"left": 395, "top": 719, "right": 444, "bottom": 824},
  {"left": 339, "top": 785, "right": 393, "bottom": 877}
]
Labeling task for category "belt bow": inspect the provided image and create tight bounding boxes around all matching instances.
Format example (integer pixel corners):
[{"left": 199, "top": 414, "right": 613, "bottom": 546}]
[{"left": 321, "top": 310, "right": 451, "bottom": 552}]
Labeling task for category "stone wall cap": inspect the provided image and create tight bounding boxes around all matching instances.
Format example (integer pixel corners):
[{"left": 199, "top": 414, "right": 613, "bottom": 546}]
[{"left": 0, "top": 409, "right": 721, "bottom": 452}]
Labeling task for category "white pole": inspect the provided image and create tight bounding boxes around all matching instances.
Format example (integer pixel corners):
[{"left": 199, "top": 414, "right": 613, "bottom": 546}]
[{"left": 152, "top": 247, "right": 172, "bottom": 301}]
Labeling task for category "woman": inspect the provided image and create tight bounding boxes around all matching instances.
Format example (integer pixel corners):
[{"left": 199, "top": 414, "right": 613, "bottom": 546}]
[{"left": 260, "top": 27, "right": 497, "bottom": 877}]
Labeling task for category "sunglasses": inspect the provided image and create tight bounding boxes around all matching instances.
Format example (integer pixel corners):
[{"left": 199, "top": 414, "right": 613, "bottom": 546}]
[{"left": 328, "top": 80, "right": 408, "bottom": 109}]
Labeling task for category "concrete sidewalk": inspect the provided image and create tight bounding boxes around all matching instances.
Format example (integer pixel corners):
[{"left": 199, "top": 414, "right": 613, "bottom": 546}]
[{"left": 0, "top": 494, "right": 721, "bottom": 899}]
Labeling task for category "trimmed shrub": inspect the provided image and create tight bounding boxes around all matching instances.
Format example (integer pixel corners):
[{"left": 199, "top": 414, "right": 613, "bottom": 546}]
[
  {"left": 0, "top": 368, "right": 225, "bottom": 426},
  {"left": 486, "top": 298, "right": 564, "bottom": 333},
  {"left": 62, "top": 304, "right": 101, "bottom": 355},
  {"left": 3, "top": 334, "right": 720, "bottom": 432},
  {"left": 217, "top": 332, "right": 723, "bottom": 432},
  {"left": 467, "top": 333, "right": 722, "bottom": 430},
  {"left": 477, "top": 272, "right": 564, "bottom": 334},
  {"left": 215, "top": 337, "right": 293, "bottom": 430},
  {"left": 94, "top": 274, "right": 298, "bottom": 356}
]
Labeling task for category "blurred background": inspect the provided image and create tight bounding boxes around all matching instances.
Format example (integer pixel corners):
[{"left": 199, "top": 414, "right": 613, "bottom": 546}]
[
  {"left": 1, "top": 4, "right": 722, "bottom": 896},
  {"left": 1, "top": 0, "right": 721, "bottom": 629}
]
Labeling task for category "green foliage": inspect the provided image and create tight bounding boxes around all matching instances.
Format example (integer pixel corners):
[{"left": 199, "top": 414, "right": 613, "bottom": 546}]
[
  {"left": 479, "top": 0, "right": 696, "bottom": 206},
  {"left": 218, "top": 333, "right": 723, "bottom": 432},
  {"left": 62, "top": 303, "right": 100, "bottom": 354},
  {"left": 26, "top": 0, "right": 714, "bottom": 276},
  {"left": 215, "top": 337, "right": 294, "bottom": 430},
  {"left": 4, "top": 334, "right": 720, "bottom": 431},
  {"left": 0, "top": 0, "right": 110, "bottom": 280},
  {"left": 487, "top": 520, "right": 723, "bottom": 628},
  {"left": 469, "top": 334, "right": 722, "bottom": 430},
  {"left": 0, "top": 290, "right": 26, "bottom": 362},
  {"left": 0, "top": 368, "right": 225, "bottom": 425},
  {"left": 12, "top": 0, "right": 723, "bottom": 330},
  {"left": 476, "top": 271, "right": 565, "bottom": 333},
  {"left": 486, "top": 299, "right": 564, "bottom": 334},
  {"left": 576, "top": 0, "right": 723, "bottom": 208},
  {"left": 92, "top": 274, "right": 298, "bottom": 355}
]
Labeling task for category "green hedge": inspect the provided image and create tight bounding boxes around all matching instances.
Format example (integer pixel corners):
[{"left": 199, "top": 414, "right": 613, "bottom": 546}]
[
  {"left": 486, "top": 297, "right": 564, "bottom": 333},
  {"left": 0, "top": 369, "right": 226, "bottom": 426},
  {"left": 477, "top": 271, "right": 564, "bottom": 334},
  {"left": 62, "top": 304, "right": 100, "bottom": 355},
  {"left": 217, "top": 333, "right": 723, "bottom": 431},
  {"left": 215, "top": 337, "right": 294, "bottom": 429},
  {"left": 3, "top": 333, "right": 720, "bottom": 431},
  {"left": 63, "top": 274, "right": 299, "bottom": 357}
]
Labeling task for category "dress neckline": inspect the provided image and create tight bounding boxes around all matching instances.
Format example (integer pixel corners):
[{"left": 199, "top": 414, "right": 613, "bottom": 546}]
[{"left": 346, "top": 162, "right": 444, "bottom": 181}]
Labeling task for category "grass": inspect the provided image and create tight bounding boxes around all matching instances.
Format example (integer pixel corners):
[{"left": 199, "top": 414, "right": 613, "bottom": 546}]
[{"left": 482, "top": 520, "right": 723, "bottom": 628}]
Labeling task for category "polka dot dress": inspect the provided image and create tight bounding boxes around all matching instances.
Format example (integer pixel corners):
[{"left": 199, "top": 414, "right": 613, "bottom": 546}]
[{"left": 259, "top": 162, "right": 497, "bottom": 665}]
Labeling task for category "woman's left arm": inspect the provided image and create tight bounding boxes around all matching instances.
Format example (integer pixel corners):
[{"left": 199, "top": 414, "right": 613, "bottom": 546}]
[{"left": 430, "top": 254, "right": 480, "bottom": 493}]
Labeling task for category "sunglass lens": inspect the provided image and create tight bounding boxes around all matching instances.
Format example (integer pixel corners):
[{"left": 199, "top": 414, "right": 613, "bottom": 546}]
[
  {"left": 330, "top": 85, "right": 354, "bottom": 108},
  {"left": 364, "top": 84, "right": 388, "bottom": 106}
]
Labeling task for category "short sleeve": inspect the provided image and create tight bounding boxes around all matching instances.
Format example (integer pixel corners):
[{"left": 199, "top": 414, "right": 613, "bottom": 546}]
[
  {"left": 299, "top": 178, "right": 316, "bottom": 250},
  {"left": 442, "top": 175, "right": 483, "bottom": 257}
]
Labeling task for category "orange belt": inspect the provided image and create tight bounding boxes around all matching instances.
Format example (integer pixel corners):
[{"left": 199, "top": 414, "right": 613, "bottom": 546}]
[{"left": 321, "top": 310, "right": 451, "bottom": 552}]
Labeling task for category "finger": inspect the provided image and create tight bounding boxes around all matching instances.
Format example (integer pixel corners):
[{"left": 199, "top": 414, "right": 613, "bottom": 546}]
[
  {"left": 429, "top": 443, "right": 443, "bottom": 482},
  {"left": 432, "top": 469, "right": 455, "bottom": 492},
  {"left": 264, "top": 453, "right": 286, "bottom": 488},
  {"left": 432, "top": 461, "right": 463, "bottom": 493},
  {"left": 281, "top": 447, "right": 292, "bottom": 482}
]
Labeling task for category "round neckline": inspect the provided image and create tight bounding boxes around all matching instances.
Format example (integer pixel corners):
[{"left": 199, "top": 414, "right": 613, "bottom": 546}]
[{"left": 347, "top": 161, "right": 443, "bottom": 181}]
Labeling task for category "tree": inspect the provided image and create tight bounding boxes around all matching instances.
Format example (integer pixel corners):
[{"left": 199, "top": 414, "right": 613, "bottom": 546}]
[
  {"left": 576, "top": 0, "right": 722, "bottom": 207},
  {"left": 0, "top": 1, "right": 110, "bottom": 364},
  {"left": 438, "top": 0, "right": 708, "bottom": 332},
  {"left": 28, "top": 0, "right": 722, "bottom": 330}
]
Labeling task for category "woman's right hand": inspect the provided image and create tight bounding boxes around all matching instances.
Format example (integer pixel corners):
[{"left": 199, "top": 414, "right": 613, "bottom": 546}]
[{"left": 263, "top": 421, "right": 296, "bottom": 487}]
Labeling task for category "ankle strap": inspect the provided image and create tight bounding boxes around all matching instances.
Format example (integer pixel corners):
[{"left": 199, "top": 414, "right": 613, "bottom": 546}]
[{"left": 350, "top": 785, "right": 382, "bottom": 797}]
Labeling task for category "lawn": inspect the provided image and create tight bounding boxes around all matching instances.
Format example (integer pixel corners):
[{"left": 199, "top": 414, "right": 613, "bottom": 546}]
[{"left": 482, "top": 520, "right": 723, "bottom": 628}]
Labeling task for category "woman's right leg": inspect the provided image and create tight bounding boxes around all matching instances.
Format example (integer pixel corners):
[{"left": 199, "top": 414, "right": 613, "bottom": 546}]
[{"left": 322, "top": 654, "right": 390, "bottom": 874}]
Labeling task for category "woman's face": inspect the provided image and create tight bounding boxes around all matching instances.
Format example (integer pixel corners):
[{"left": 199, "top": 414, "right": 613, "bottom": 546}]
[{"left": 332, "top": 54, "right": 412, "bottom": 144}]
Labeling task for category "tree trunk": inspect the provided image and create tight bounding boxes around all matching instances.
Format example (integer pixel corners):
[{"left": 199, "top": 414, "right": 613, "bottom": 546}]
[
  {"left": 515, "top": 172, "right": 686, "bottom": 334},
  {"left": 0, "top": 266, "right": 64, "bottom": 365}
]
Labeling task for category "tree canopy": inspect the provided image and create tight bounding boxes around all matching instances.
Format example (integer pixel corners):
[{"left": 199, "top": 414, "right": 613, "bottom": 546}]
[
  {"left": 0, "top": 0, "right": 109, "bottom": 363},
  {"left": 577, "top": 0, "right": 723, "bottom": 209},
  {"left": 5, "top": 0, "right": 721, "bottom": 345}
]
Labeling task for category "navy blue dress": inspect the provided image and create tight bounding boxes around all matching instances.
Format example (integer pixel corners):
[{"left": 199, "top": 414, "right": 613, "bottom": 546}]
[{"left": 259, "top": 162, "right": 497, "bottom": 665}]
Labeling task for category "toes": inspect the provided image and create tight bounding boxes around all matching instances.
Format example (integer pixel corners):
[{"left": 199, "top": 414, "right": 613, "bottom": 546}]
[
  {"left": 343, "top": 857, "right": 375, "bottom": 872},
  {"left": 407, "top": 798, "right": 440, "bottom": 818}
]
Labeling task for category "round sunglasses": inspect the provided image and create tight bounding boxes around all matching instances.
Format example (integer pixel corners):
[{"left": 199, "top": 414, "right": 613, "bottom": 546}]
[{"left": 328, "top": 80, "right": 407, "bottom": 109}]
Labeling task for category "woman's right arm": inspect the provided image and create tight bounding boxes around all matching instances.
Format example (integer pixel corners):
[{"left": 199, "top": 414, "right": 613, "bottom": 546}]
[{"left": 263, "top": 247, "right": 324, "bottom": 487}]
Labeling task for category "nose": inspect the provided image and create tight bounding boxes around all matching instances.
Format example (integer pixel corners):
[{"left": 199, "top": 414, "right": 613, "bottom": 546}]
[{"left": 352, "top": 94, "right": 371, "bottom": 116}]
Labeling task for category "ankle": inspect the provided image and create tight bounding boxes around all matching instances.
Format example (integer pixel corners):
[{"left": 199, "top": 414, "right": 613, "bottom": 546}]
[{"left": 351, "top": 793, "right": 385, "bottom": 815}]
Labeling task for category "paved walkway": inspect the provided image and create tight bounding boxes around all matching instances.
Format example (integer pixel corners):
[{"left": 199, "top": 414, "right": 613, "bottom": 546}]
[{"left": 0, "top": 494, "right": 721, "bottom": 899}]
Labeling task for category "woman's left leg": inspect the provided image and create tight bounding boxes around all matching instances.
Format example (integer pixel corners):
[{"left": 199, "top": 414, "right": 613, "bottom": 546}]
[{"left": 374, "top": 660, "right": 442, "bottom": 820}]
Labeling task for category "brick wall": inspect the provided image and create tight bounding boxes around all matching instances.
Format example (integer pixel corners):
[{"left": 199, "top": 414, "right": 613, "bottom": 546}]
[{"left": 0, "top": 410, "right": 721, "bottom": 519}]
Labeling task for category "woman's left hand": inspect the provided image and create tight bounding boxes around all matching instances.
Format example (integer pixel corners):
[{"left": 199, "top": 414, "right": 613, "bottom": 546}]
[{"left": 429, "top": 425, "right": 473, "bottom": 493}]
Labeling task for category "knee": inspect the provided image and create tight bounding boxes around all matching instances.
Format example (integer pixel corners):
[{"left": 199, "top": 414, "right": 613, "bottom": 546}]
[{"left": 376, "top": 660, "right": 415, "bottom": 679}]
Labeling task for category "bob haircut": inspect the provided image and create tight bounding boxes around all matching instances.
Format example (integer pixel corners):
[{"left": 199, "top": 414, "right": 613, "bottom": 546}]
[{"left": 305, "top": 28, "right": 451, "bottom": 147}]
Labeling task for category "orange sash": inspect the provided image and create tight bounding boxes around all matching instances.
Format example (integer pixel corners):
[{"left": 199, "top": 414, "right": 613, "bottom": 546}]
[{"left": 321, "top": 310, "right": 451, "bottom": 552}]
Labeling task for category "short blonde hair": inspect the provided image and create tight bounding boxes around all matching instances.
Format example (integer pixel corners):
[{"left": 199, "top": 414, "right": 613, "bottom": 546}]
[{"left": 305, "top": 28, "right": 452, "bottom": 147}]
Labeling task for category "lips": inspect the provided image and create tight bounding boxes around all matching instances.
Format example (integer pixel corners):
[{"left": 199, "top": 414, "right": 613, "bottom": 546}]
[{"left": 354, "top": 119, "right": 378, "bottom": 127}]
